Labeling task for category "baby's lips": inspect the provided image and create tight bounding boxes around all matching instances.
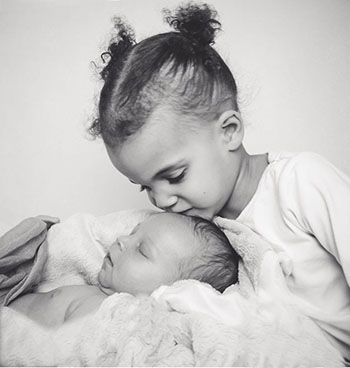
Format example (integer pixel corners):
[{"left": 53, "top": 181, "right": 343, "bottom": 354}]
[{"left": 103, "top": 252, "right": 113, "bottom": 267}]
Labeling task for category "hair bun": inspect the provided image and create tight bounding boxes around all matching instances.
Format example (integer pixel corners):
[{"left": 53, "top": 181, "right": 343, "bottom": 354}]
[
  {"left": 100, "top": 17, "right": 136, "bottom": 81},
  {"left": 164, "top": 3, "right": 221, "bottom": 47}
]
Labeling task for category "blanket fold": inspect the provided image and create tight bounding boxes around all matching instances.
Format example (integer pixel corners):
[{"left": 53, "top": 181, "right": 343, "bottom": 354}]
[{"left": 0, "top": 217, "right": 54, "bottom": 306}]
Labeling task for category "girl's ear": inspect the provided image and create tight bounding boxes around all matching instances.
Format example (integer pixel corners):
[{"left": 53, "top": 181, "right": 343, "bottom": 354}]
[{"left": 218, "top": 110, "right": 244, "bottom": 151}]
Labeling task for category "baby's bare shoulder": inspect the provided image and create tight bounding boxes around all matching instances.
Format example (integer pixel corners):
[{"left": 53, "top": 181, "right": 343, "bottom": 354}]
[{"left": 8, "top": 285, "right": 107, "bottom": 327}]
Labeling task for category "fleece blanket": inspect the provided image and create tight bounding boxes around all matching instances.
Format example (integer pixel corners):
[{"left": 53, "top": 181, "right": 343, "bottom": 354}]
[
  {"left": 0, "top": 210, "right": 344, "bottom": 366},
  {"left": 0, "top": 217, "right": 58, "bottom": 306}
]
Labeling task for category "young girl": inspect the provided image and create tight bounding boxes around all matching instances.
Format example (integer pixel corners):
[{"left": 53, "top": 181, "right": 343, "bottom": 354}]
[{"left": 89, "top": 3, "right": 350, "bottom": 362}]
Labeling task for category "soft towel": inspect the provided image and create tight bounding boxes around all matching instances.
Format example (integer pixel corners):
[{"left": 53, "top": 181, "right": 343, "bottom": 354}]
[
  {"left": 37, "top": 209, "right": 155, "bottom": 291},
  {"left": 0, "top": 217, "right": 53, "bottom": 306},
  {"left": 1, "top": 284, "right": 343, "bottom": 366},
  {"left": 0, "top": 210, "right": 344, "bottom": 366}
]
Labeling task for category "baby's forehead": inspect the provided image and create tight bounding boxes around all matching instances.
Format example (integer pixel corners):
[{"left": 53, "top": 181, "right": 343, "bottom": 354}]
[
  {"left": 146, "top": 212, "right": 193, "bottom": 230},
  {"left": 137, "top": 213, "right": 204, "bottom": 260},
  {"left": 140, "top": 213, "right": 199, "bottom": 246}
]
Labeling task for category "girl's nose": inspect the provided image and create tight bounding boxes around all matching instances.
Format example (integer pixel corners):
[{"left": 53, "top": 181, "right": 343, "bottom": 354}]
[{"left": 150, "top": 191, "right": 178, "bottom": 211}]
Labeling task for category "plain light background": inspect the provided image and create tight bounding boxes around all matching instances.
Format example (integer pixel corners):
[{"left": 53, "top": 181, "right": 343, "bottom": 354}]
[{"left": 0, "top": 0, "right": 349, "bottom": 227}]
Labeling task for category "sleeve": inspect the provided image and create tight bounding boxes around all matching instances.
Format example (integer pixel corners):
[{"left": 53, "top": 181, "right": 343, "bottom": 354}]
[{"left": 282, "top": 153, "right": 350, "bottom": 286}]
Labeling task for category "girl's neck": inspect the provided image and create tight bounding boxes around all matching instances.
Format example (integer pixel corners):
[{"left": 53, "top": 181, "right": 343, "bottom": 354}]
[{"left": 220, "top": 149, "right": 268, "bottom": 220}]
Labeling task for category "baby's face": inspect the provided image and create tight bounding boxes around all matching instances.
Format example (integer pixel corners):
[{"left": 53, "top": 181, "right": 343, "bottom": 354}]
[{"left": 98, "top": 213, "right": 199, "bottom": 295}]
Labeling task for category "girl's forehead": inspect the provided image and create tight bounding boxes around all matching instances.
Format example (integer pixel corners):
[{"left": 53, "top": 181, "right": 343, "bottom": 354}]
[
  {"left": 117, "top": 107, "right": 186, "bottom": 153},
  {"left": 107, "top": 107, "right": 216, "bottom": 183},
  {"left": 126, "top": 106, "right": 213, "bottom": 154},
  {"left": 147, "top": 106, "right": 205, "bottom": 134},
  {"left": 115, "top": 130, "right": 185, "bottom": 165},
  {"left": 111, "top": 123, "right": 193, "bottom": 171}
]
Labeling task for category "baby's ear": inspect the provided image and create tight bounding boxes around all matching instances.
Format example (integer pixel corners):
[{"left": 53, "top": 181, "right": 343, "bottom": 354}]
[{"left": 218, "top": 110, "right": 244, "bottom": 151}]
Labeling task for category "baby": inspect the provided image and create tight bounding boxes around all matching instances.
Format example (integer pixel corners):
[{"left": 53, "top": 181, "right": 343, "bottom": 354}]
[{"left": 8, "top": 212, "right": 239, "bottom": 327}]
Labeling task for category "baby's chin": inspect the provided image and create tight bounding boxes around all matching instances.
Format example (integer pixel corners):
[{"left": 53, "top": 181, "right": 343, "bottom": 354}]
[
  {"left": 97, "top": 268, "right": 109, "bottom": 289},
  {"left": 97, "top": 268, "right": 103, "bottom": 284},
  {"left": 99, "top": 284, "right": 116, "bottom": 296},
  {"left": 97, "top": 267, "right": 119, "bottom": 295}
]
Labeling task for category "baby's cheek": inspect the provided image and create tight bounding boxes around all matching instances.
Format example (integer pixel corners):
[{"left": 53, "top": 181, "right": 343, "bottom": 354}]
[
  {"left": 98, "top": 265, "right": 113, "bottom": 289},
  {"left": 97, "top": 268, "right": 104, "bottom": 284},
  {"left": 109, "top": 264, "right": 127, "bottom": 292},
  {"left": 117, "top": 267, "right": 146, "bottom": 294}
]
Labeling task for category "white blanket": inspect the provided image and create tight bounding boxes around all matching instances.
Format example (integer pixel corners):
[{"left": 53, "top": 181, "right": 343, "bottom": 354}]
[{"left": 0, "top": 210, "right": 344, "bottom": 366}]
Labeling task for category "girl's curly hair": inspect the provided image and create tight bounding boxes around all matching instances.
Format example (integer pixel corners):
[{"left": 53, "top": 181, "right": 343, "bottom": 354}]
[
  {"left": 164, "top": 2, "right": 220, "bottom": 48},
  {"left": 90, "top": 2, "right": 238, "bottom": 148}
]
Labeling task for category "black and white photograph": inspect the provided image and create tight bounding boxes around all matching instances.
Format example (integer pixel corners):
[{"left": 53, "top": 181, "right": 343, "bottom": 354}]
[{"left": 0, "top": 0, "right": 349, "bottom": 366}]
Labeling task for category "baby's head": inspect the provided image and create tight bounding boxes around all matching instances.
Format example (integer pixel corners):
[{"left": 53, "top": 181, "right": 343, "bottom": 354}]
[{"left": 98, "top": 212, "right": 239, "bottom": 295}]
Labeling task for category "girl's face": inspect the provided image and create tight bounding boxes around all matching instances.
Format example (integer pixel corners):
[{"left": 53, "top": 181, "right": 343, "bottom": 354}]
[{"left": 107, "top": 108, "right": 239, "bottom": 219}]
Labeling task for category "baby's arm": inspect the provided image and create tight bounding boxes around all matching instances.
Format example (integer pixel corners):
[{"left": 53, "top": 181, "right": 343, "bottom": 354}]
[{"left": 8, "top": 285, "right": 107, "bottom": 327}]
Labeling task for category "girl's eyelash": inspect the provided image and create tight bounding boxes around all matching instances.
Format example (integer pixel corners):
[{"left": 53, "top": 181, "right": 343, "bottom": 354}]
[
  {"left": 168, "top": 170, "right": 186, "bottom": 184},
  {"left": 139, "top": 170, "right": 186, "bottom": 191}
]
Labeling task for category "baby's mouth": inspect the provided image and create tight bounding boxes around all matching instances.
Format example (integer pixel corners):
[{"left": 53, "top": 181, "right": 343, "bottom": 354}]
[{"left": 105, "top": 252, "right": 113, "bottom": 266}]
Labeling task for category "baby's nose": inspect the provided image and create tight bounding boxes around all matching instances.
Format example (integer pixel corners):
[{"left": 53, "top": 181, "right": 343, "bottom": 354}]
[{"left": 115, "top": 236, "right": 128, "bottom": 251}]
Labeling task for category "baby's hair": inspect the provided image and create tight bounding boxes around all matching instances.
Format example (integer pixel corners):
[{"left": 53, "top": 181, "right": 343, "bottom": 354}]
[
  {"left": 180, "top": 214, "right": 239, "bottom": 293},
  {"left": 90, "top": 2, "right": 239, "bottom": 149}
]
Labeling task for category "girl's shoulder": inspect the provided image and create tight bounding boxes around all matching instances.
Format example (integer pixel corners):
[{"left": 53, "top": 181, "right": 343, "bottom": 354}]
[
  {"left": 268, "top": 151, "right": 325, "bottom": 167},
  {"left": 266, "top": 151, "right": 349, "bottom": 196},
  {"left": 267, "top": 151, "right": 332, "bottom": 179}
]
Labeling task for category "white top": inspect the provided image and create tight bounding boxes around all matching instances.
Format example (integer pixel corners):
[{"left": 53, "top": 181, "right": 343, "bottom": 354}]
[{"left": 237, "top": 151, "right": 350, "bottom": 360}]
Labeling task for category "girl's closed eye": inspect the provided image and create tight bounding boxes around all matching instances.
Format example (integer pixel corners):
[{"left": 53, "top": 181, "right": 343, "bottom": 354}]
[
  {"left": 167, "top": 169, "right": 186, "bottom": 184},
  {"left": 139, "top": 170, "right": 186, "bottom": 190}
]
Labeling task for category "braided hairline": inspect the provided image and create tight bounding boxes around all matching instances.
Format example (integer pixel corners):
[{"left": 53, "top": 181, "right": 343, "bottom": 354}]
[
  {"left": 101, "top": 58, "right": 234, "bottom": 148},
  {"left": 91, "top": 3, "right": 239, "bottom": 149}
]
